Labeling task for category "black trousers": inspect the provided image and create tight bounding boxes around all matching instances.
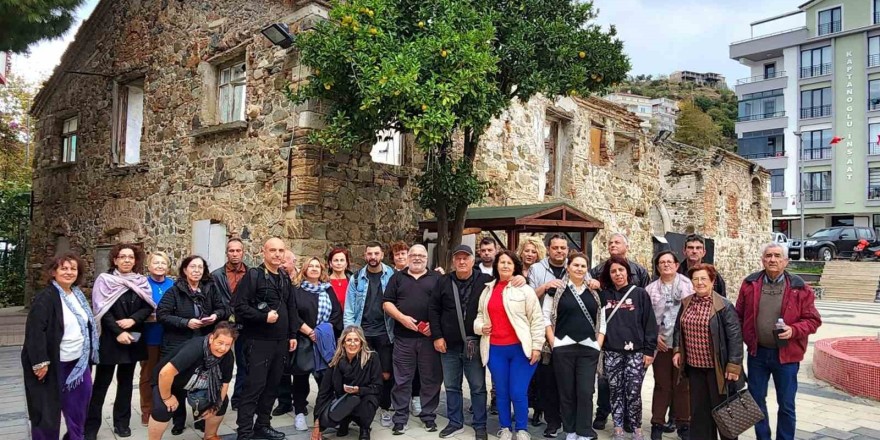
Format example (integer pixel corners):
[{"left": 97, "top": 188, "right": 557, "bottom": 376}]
[
  {"left": 85, "top": 363, "right": 136, "bottom": 436},
  {"left": 236, "top": 338, "right": 288, "bottom": 436},
  {"left": 321, "top": 395, "right": 379, "bottom": 431},
  {"left": 536, "top": 360, "right": 562, "bottom": 430},
  {"left": 596, "top": 375, "right": 611, "bottom": 420},
  {"left": 553, "top": 346, "right": 599, "bottom": 437},
  {"left": 687, "top": 366, "right": 736, "bottom": 440},
  {"left": 365, "top": 334, "right": 394, "bottom": 410}
]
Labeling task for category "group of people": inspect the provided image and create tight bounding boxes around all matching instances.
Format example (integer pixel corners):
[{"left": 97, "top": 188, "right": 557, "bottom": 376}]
[{"left": 21, "top": 232, "right": 822, "bottom": 440}]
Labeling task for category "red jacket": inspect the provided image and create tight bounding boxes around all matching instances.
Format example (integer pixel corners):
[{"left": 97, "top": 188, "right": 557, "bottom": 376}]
[{"left": 735, "top": 271, "right": 822, "bottom": 364}]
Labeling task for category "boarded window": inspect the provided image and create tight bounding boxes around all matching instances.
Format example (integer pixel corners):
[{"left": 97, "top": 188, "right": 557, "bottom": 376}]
[
  {"left": 113, "top": 79, "right": 144, "bottom": 165},
  {"left": 543, "top": 119, "right": 560, "bottom": 198},
  {"left": 192, "top": 220, "right": 228, "bottom": 272},
  {"left": 219, "top": 62, "right": 246, "bottom": 123},
  {"left": 589, "top": 126, "right": 607, "bottom": 165},
  {"left": 370, "top": 129, "right": 403, "bottom": 166},
  {"left": 61, "top": 116, "right": 78, "bottom": 163}
]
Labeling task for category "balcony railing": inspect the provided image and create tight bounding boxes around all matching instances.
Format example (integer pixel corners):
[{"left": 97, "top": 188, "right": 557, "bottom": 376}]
[
  {"left": 870, "top": 98, "right": 880, "bottom": 111},
  {"left": 869, "top": 54, "right": 880, "bottom": 68},
  {"left": 817, "top": 20, "right": 841, "bottom": 36},
  {"left": 737, "top": 111, "right": 786, "bottom": 122},
  {"left": 801, "top": 147, "right": 832, "bottom": 161},
  {"left": 800, "top": 63, "right": 832, "bottom": 78},
  {"left": 741, "top": 151, "right": 786, "bottom": 159},
  {"left": 869, "top": 185, "right": 880, "bottom": 200},
  {"left": 800, "top": 105, "right": 831, "bottom": 119},
  {"left": 870, "top": 142, "right": 880, "bottom": 155},
  {"left": 805, "top": 189, "right": 832, "bottom": 202},
  {"left": 736, "top": 71, "right": 786, "bottom": 85},
  {"left": 875, "top": 11, "right": 880, "bottom": 25}
]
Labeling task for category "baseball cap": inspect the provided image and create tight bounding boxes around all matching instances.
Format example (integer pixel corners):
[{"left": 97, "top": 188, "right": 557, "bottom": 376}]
[{"left": 452, "top": 244, "right": 474, "bottom": 256}]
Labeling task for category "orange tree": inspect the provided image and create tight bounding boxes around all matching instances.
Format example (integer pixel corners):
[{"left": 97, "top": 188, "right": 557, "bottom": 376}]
[{"left": 292, "top": 0, "right": 629, "bottom": 265}]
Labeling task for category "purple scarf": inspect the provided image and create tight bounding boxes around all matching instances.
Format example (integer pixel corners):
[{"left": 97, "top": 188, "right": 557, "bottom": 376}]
[{"left": 92, "top": 270, "right": 155, "bottom": 336}]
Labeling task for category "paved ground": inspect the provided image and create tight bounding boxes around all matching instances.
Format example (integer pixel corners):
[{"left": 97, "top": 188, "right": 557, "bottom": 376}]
[{"left": 2, "top": 300, "right": 880, "bottom": 440}]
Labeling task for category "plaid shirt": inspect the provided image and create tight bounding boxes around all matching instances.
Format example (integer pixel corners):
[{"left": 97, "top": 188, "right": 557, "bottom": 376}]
[{"left": 682, "top": 294, "right": 714, "bottom": 368}]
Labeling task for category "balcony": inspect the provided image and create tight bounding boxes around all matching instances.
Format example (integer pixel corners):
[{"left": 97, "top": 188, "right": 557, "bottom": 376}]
[
  {"left": 800, "top": 105, "right": 831, "bottom": 119},
  {"left": 736, "top": 71, "right": 787, "bottom": 85},
  {"left": 741, "top": 151, "right": 785, "bottom": 159},
  {"left": 870, "top": 185, "right": 880, "bottom": 201},
  {"left": 805, "top": 189, "right": 832, "bottom": 202},
  {"left": 736, "top": 71, "right": 788, "bottom": 96},
  {"left": 870, "top": 98, "right": 880, "bottom": 112},
  {"left": 801, "top": 147, "right": 831, "bottom": 161},
  {"left": 876, "top": 11, "right": 880, "bottom": 25},
  {"left": 871, "top": 142, "right": 880, "bottom": 156},
  {"left": 800, "top": 63, "right": 832, "bottom": 79},
  {"left": 729, "top": 27, "right": 808, "bottom": 63},
  {"left": 738, "top": 111, "right": 786, "bottom": 122},
  {"left": 869, "top": 54, "right": 880, "bottom": 68},
  {"left": 771, "top": 193, "right": 788, "bottom": 210},
  {"left": 817, "top": 21, "right": 841, "bottom": 36}
]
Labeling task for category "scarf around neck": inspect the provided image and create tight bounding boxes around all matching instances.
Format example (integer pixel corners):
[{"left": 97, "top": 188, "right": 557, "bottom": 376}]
[
  {"left": 184, "top": 337, "right": 224, "bottom": 407},
  {"left": 53, "top": 281, "right": 100, "bottom": 390},
  {"left": 301, "top": 280, "right": 332, "bottom": 324},
  {"left": 92, "top": 270, "right": 155, "bottom": 336}
]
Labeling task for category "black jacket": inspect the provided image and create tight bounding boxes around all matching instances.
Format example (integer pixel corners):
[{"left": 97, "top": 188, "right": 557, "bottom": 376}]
[
  {"left": 292, "top": 284, "right": 344, "bottom": 338},
  {"left": 678, "top": 263, "right": 727, "bottom": 297},
  {"left": 211, "top": 264, "right": 249, "bottom": 307},
  {"left": 429, "top": 271, "right": 492, "bottom": 345},
  {"left": 233, "top": 265, "right": 301, "bottom": 341},
  {"left": 590, "top": 259, "right": 651, "bottom": 289},
  {"left": 97, "top": 289, "right": 153, "bottom": 364},
  {"left": 600, "top": 284, "right": 657, "bottom": 356},
  {"left": 315, "top": 353, "right": 383, "bottom": 419},
  {"left": 22, "top": 286, "right": 97, "bottom": 431},
  {"left": 157, "top": 279, "right": 229, "bottom": 356},
  {"left": 674, "top": 293, "right": 745, "bottom": 394}
]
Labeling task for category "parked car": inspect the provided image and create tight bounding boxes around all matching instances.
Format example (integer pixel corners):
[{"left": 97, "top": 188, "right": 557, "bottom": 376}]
[
  {"left": 771, "top": 232, "right": 789, "bottom": 244},
  {"left": 789, "top": 226, "right": 877, "bottom": 261}
]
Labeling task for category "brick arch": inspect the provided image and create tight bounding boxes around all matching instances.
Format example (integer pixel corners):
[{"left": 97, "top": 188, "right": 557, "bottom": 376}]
[
  {"left": 190, "top": 204, "right": 242, "bottom": 236},
  {"left": 648, "top": 202, "right": 672, "bottom": 236},
  {"left": 100, "top": 199, "right": 145, "bottom": 238}
]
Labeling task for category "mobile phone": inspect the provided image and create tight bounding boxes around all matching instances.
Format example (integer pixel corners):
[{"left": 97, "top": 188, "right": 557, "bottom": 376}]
[
  {"left": 417, "top": 321, "right": 429, "bottom": 333},
  {"left": 200, "top": 316, "right": 214, "bottom": 323}
]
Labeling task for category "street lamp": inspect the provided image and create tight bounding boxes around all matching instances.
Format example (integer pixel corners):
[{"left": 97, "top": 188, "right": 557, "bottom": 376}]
[
  {"left": 261, "top": 23, "right": 294, "bottom": 49},
  {"left": 794, "top": 131, "right": 805, "bottom": 261}
]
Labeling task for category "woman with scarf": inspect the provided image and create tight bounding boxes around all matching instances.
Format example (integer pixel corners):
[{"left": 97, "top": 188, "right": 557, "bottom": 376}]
[
  {"left": 310, "top": 326, "right": 383, "bottom": 440},
  {"left": 645, "top": 251, "right": 694, "bottom": 440},
  {"left": 23, "top": 253, "right": 100, "bottom": 440},
  {"left": 147, "top": 322, "right": 237, "bottom": 440},
  {"left": 287, "top": 256, "right": 343, "bottom": 432},
  {"left": 156, "top": 255, "right": 228, "bottom": 435},
  {"left": 85, "top": 244, "right": 156, "bottom": 439}
]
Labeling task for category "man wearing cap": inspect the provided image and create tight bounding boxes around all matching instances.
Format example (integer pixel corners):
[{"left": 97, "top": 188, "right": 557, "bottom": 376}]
[{"left": 429, "top": 245, "right": 494, "bottom": 440}]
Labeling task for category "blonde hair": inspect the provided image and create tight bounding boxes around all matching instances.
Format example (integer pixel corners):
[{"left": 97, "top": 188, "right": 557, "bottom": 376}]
[
  {"left": 517, "top": 236, "right": 547, "bottom": 263},
  {"left": 329, "top": 326, "right": 374, "bottom": 368},
  {"left": 148, "top": 251, "right": 172, "bottom": 268},
  {"left": 295, "top": 256, "right": 330, "bottom": 284}
]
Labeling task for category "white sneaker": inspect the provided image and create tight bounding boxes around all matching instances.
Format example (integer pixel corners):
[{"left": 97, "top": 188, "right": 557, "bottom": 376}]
[
  {"left": 295, "top": 413, "right": 309, "bottom": 431},
  {"left": 411, "top": 397, "right": 422, "bottom": 416},
  {"left": 498, "top": 428, "right": 513, "bottom": 440},
  {"left": 515, "top": 430, "right": 531, "bottom": 440},
  {"left": 565, "top": 433, "right": 577, "bottom": 440},
  {"left": 380, "top": 410, "right": 393, "bottom": 428}
]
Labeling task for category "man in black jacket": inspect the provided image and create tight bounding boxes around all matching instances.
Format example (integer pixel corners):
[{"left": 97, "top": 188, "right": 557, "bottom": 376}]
[
  {"left": 233, "top": 237, "right": 301, "bottom": 440},
  {"left": 587, "top": 232, "right": 650, "bottom": 432},
  {"left": 211, "top": 238, "right": 249, "bottom": 410},
  {"left": 430, "top": 245, "right": 492, "bottom": 440},
  {"left": 678, "top": 234, "right": 727, "bottom": 297}
]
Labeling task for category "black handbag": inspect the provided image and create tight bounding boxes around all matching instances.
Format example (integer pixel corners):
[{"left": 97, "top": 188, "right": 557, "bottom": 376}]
[
  {"left": 711, "top": 380, "right": 765, "bottom": 438},
  {"left": 290, "top": 334, "right": 315, "bottom": 375}
]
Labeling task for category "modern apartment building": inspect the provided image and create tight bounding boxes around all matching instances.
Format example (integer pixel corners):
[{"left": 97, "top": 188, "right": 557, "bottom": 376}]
[
  {"left": 730, "top": 0, "right": 880, "bottom": 240},
  {"left": 604, "top": 92, "right": 679, "bottom": 133},
  {"left": 670, "top": 70, "right": 727, "bottom": 88}
]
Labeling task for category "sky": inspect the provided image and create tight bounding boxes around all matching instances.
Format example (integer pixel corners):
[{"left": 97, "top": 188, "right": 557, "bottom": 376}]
[{"left": 12, "top": 0, "right": 802, "bottom": 87}]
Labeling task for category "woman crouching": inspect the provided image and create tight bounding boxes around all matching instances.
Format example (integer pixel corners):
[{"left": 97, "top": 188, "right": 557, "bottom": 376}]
[{"left": 147, "top": 322, "right": 237, "bottom": 440}]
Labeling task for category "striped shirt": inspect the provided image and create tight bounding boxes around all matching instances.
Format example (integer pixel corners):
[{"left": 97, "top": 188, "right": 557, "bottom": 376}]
[{"left": 682, "top": 295, "right": 714, "bottom": 368}]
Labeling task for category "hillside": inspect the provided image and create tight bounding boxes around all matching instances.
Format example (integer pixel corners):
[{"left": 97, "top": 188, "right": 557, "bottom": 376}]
[{"left": 613, "top": 75, "right": 738, "bottom": 151}]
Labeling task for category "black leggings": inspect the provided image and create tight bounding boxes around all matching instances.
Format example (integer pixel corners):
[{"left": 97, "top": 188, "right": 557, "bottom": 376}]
[
  {"left": 150, "top": 385, "right": 229, "bottom": 423},
  {"left": 85, "top": 363, "right": 136, "bottom": 436}
]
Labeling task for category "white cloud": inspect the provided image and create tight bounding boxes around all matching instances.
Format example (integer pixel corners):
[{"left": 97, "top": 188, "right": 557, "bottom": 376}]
[
  {"left": 10, "top": 0, "right": 99, "bottom": 85},
  {"left": 592, "top": 0, "right": 799, "bottom": 84}
]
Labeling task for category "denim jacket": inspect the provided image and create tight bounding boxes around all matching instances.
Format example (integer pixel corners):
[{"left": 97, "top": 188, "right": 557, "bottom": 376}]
[{"left": 343, "top": 263, "right": 396, "bottom": 341}]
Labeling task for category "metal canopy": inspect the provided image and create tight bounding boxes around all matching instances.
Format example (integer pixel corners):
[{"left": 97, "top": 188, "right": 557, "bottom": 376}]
[{"left": 419, "top": 202, "right": 605, "bottom": 252}]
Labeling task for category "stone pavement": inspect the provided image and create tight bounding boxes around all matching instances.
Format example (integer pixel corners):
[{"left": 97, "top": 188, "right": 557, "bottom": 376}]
[{"left": 3, "top": 300, "right": 880, "bottom": 440}]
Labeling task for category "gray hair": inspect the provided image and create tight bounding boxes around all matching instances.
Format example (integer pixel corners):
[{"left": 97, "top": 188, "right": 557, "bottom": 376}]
[
  {"left": 409, "top": 244, "right": 428, "bottom": 254},
  {"left": 610, "top": 233, "right": 629, "bottom": 247},
  {"left": 761, "top": 242, "right": 789, "bottom": 259}
]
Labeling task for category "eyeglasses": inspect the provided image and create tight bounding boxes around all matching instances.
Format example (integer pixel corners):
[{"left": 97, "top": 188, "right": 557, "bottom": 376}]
[
  {"left": 409, "top": 255, "right": 427, "bottom": 259},
  {"left": 344, "top": 339, "right": 361, "bottom": 345}
]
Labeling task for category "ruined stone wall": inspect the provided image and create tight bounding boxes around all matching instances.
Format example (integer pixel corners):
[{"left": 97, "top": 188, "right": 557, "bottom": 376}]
[
  {"left": 28, "top": 0, "right": 421, "bottom": 294},
  {"left": 659, "top": 143, "right": 772, "bottom": 296}
]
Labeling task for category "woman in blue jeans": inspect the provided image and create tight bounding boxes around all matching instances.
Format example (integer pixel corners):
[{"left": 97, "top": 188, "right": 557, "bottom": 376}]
[{"left": 474, "top": 251, "right": 546, "bottom": 440}]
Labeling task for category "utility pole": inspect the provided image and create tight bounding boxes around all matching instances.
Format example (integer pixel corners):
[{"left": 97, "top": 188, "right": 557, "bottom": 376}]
[{"left": 794, "top": 131, "right": 805, "bottom": 261}]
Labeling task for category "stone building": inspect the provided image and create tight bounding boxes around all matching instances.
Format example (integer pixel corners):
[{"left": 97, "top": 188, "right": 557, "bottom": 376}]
[{"left": 27, "top": 0, "right": 770, "bottom": 301}]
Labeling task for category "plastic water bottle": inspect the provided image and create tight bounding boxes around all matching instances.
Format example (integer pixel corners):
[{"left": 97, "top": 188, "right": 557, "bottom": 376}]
[{"left": 774, "top": 318, "right": 788, "bottom": 347}]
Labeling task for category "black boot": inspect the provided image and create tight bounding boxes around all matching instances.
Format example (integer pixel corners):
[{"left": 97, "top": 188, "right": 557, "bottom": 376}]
[
  {"left": 359, "top": 427, "right": 371, "bottom": 440},
  {"left": 650, "top": 424, "right": 664, "bottom": 440}
]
